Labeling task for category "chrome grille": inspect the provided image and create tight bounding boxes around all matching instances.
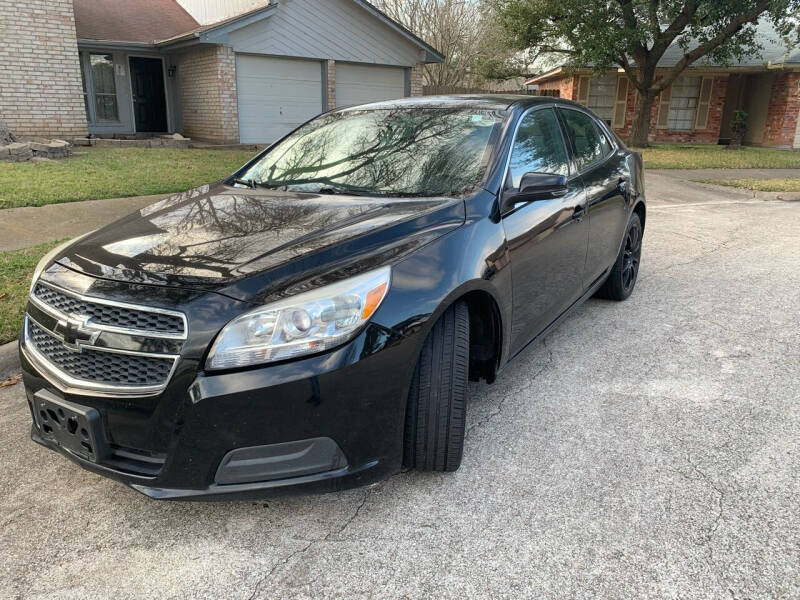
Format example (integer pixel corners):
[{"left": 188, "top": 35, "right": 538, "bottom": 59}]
[
  {"left": 28, "top": 320, "right": 175, "bottom": 388},
  {"left": 23, "top": 278, "right": 186, "bottom": 397},
  {"left": 33, "top": 283, "right": 185, "bottom": 335}
]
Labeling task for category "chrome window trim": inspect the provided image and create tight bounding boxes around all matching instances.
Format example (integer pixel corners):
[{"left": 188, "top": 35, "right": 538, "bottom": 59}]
[
  {"left": 22, "top": 314, "right": 179, "bottom": 398},
  {"left": 32, "top": 280, "right": 188, "bottom": 341}
]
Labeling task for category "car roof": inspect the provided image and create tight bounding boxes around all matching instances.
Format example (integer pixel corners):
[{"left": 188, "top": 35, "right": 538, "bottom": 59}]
[{"left": 338, "top": 94, "right": 587, "bottom": 113}]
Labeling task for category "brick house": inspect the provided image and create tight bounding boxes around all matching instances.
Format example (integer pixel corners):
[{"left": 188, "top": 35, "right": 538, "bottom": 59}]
[
  {"left": 526, "top": 22, "right": 800, "bottom": 149},
  {"left": 0, "top": 0, "right": 442, "bottom": 144}
]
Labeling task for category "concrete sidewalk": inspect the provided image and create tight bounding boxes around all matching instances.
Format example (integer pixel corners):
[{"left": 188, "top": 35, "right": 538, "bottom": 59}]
[
  {"left": 0, "top": 194, "right": 166, "bottom": 252},
  {"left": 650, "top": 167, "right": 800, "bottom": 180}
]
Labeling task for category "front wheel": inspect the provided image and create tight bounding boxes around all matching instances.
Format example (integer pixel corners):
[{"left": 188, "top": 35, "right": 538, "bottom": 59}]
[
  {"left": 596, "top": 213, "right": 643, "bottom": 301},
  {"left": 403, "top": 301, "right": 469, "bottom": 472}
]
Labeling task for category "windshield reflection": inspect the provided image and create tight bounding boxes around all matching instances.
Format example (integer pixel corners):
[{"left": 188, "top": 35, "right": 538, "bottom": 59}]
[{"left": 241, "top": 108, "right": 503, "bottom": 197}]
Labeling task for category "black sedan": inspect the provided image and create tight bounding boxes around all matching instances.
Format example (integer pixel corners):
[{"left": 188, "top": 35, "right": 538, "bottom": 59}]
[{"left": 20, "top": 95, "right": 645, "bottom": 499}]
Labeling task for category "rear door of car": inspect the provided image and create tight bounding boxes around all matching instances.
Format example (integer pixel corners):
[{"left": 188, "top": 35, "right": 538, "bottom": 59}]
[{"left": 556, "top": 107, "right": 630, "bottom": 288}]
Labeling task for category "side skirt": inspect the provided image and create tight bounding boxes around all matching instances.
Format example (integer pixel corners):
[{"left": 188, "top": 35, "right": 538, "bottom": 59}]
[{"left": 499, "top": 269, "right": 609, "bottom": 372}]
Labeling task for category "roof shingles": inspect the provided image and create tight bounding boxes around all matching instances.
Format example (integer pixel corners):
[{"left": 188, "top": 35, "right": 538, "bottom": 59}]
[{"left": 73, "top": 0, "right": 199, "bottom": 43}]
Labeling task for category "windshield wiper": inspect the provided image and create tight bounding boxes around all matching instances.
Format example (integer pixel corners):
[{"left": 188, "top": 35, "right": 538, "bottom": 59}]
[
  {"left": 231, "top": 178, "right": 286, "bottom": 190},
  {"left": 315, "top": 187, "right": 375, "bottom": 196},
  {"left": 231, "top": 177, "right": 256, "bottom": 188}
]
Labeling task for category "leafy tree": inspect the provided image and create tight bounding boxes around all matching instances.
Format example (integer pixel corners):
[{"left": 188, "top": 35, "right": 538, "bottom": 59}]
[{"left": 492, "top": 0, "right": 799, "bottom": 146}]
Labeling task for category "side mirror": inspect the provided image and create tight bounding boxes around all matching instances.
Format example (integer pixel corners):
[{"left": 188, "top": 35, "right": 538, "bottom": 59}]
[{"left": 501, "top": 172, "right": 569, "bottom": 213}]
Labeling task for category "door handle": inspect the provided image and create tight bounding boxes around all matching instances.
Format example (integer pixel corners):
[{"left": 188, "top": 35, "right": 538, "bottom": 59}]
[
  {"left": 618, "top": 177, "right": 629, "bottom": 194},
  {"left": 572, "top": 205, "right": 585, "bottom": 222}
]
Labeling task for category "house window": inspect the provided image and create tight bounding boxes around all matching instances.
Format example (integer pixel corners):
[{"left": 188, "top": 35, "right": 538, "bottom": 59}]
[
  {"left": 587, "top": 74, "right": 617, "bottom": 125},
  {"left": 90, "top": 53, "right": 119, "bottom": 122},
  {"left": 667, "top": 76, "right": 701, "bottom": 131}
]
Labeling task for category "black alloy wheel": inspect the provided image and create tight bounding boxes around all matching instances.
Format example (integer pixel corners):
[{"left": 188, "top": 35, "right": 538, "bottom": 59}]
[
  {"left": 596, "top": 213, "right": 643, "bottom": 301},
  {"left": 621, "top": 219, "right": 642, "bottom": 293}
]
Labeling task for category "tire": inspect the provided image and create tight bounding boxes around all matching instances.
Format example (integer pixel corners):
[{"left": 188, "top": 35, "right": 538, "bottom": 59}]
[
  {"left": 596, "top": 213, "right": 643, "bottom": 301},
  {"left": 403, "top": 300, "right": 469, "bottom": 472}
]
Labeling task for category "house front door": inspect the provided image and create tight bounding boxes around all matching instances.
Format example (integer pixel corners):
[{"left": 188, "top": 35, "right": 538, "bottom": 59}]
[{"left": 129, "top": 57, "right": 168, "bottom": 133}]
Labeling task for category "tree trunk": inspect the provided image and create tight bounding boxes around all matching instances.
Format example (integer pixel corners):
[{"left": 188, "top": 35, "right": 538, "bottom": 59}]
[
  {"left": 629, "top": 93, "right": 655, "bottom": 148},
  {"left": 0, "top": 118, "right": 16, "bottom": 145}
]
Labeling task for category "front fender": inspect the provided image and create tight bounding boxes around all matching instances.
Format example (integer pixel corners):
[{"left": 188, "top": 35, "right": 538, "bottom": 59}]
[{"left": 371, "top": 202, "right": 512, "bottom": 373}]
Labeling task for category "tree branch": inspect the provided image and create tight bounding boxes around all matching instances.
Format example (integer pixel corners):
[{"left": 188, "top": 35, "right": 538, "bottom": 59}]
[
  {"left": 618, "top": 54, "right": 642, "bottom": 89},
  {"left": 656, "top": 0, "right": 771, "bottom": 91},
  {"left": 616, "top": 0, "right": 637, "bottom": 29},
  {"left": 648, "top": 0, "right": 661, "bottom": 39},
  {"left": 649, "top": 0, "right": 700, "bottom": 61}
]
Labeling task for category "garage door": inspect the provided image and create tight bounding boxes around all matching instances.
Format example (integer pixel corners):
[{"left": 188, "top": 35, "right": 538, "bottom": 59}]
[
  {"left": 236, "top": 55, "right": 323, "bottom": 144},
  {"left": 335, "top": 63, "right": 406, "bottom": 108}
]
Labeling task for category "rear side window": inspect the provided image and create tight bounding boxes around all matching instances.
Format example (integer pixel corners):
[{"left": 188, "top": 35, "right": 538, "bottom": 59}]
[
  {"left": 507, "top": 108, "right": 570, "bottom": 189},
  {"left": 559, "top": 108, "right": 606, "bottom": 171}
]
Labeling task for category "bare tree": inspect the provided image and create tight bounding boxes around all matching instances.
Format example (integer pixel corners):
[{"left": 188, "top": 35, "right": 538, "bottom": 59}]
[{"left": 373, "top": 0, "right": 494, "bottom": 87}]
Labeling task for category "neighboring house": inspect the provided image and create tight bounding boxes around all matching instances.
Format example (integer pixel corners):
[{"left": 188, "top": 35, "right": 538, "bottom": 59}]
[
  {"left": 526, "top": 22, "right": 800, "bottom": 148},
  {"left": 0, "top": 0, "right": 443, "bottom": 144}
]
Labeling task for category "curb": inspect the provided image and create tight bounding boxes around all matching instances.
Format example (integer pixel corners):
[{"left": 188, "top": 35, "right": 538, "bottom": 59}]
[
  {"left": 0, "top": 340, "right": 20, "bottom": 380},
  {"left": 753, "top": 190, "right": 800, "bottom": 202}
]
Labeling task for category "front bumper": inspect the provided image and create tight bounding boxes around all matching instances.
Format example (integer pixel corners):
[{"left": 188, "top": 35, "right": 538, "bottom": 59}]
[{"left": 20, "top": 325, "right": 417, "bottom": 500}]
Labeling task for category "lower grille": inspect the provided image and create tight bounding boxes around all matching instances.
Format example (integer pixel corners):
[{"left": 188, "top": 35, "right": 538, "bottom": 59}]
[
  {"left": 28, "top": 320, "right": 175, "bottom": 388},
  {"left": 106, "top": 446, "right": 167, "bottom": 477}
]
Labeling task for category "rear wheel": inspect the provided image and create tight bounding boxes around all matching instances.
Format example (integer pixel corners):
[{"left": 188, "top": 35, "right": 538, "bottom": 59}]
[
  {"left": 403, "top": 301, "right": 469, "bottom": 471},
  {"left": 596, "top": 213, "right": 643, "bottom": 301}
]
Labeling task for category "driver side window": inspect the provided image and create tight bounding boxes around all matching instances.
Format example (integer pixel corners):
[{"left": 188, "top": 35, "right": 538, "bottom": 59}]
[{"left": 507, "top": 108, "right": 570, "bottom": 189}]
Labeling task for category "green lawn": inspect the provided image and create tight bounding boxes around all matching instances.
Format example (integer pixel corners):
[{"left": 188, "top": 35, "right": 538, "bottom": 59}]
[
  {"left": 0, "top": 147, "right": 257, "bottom": 209},
  {"left": 699, "top": 178, "right": 800, "bottom": 192},
  {"left": 640, "top": 144, "right": 800, "bottom": 170},
  {"left": 0, "top": 239, "right": 66, "bottom": 345}
]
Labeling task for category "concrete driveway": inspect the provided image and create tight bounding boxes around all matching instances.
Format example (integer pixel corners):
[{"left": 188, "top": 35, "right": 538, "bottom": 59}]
[{"left": 1, "top": 173, "right": 799, "bottom": 599}]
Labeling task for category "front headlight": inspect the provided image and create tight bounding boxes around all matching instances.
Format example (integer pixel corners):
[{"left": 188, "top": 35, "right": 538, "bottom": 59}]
[
  {"left": 29, "top": 232, "right": 94, "bottom": 294},
  {"left": 206, "top": 266, "right": 391, "bottom": 370}
]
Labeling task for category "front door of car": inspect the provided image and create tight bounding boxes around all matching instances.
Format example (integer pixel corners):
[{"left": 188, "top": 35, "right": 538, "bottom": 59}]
[
  {"left": 501, "top": 107, "right": 589, "bottom": 356},
  {"left": 557, "top": 108, "right": 630, "bottom": 288}
]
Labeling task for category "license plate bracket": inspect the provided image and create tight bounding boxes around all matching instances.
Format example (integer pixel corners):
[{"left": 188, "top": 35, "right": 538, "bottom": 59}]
[{"left": 32, "top": 390, "right": 109, "bottom": 462}]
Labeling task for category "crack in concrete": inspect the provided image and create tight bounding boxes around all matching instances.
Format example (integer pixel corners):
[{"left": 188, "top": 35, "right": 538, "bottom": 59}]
[
  {"left": 641, "top": 241, "right": 730, "bottom": 280},
  {"left": 245, "top": 539, "right": 316, "bottom": 600},
  {"left": 641, "top": 218, "right": 747, "bottom": 282},
  {"left": 684, "top": 454, "right": 726, "bottom": 561},
  {"left": 325, "top": 489, "right": 369, "bottom": 541},
  {"left": 244, "top": 478, "right": 392, "bottom": 598},
  {"left": 658, "top": 229, "right": 712, "bottom": 245},
  {"left": 648, "top": 304, "right": 796, "bottom": 354}
]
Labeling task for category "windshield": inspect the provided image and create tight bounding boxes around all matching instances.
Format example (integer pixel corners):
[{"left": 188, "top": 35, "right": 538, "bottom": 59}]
[{"left": 237, "top": 108, "right": 504, "bottom": 197}]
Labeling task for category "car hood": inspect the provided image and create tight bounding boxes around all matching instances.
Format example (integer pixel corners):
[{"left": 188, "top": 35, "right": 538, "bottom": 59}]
[{"left": 56, "top": 183, "right": 466, "bottom": 302}]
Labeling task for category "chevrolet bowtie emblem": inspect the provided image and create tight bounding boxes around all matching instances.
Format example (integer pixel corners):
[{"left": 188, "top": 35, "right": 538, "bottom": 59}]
[{"left": 52, "top": 318, "right": 100, "bottom": 351}]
